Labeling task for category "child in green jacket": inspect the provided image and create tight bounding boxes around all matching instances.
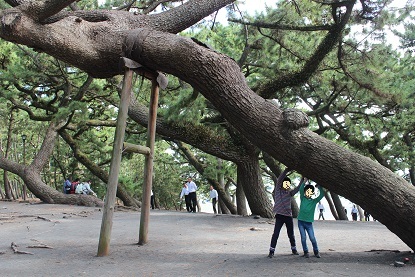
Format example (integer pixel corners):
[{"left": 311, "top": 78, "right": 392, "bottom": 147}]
[{"left": 297, "top": 180, "right": 324, "bottom": 258}]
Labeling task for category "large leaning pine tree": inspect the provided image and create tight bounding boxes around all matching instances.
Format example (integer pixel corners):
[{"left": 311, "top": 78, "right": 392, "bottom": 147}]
[{"left": 1, "top": 0, "right": 415, "bottom": 250}]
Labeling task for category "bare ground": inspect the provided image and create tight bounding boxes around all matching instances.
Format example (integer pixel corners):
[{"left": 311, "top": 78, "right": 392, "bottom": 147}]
[{"left": 0, "top": 200, "right": 414, "bottom": 277}]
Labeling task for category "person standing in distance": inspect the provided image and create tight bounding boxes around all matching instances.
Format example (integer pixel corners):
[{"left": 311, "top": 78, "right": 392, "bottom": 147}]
[
  {"left": 317, "top": 201, "right": 325, "bottom": 220},
  {"left": 351, "top": 205, "right": 358, "bottom": 221},
  {"left": 150, "top": 189, "right": 155, "bottom": 210},
  {"left": 180, "top": 183, "right": 191, "bottom": 212},
  {"left": 186, "top": 177, "right": 198, "bottom": 213},
  {"left": 209, "top": 185, "right": 218, "bottom": 214}
]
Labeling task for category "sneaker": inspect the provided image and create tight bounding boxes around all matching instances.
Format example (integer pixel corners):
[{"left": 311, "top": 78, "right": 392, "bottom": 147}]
[
  {"left": 268, "top": 251, "right": 274, "bottom": 258},
  {"left": 292, "top": 250, "right": 299, "bottom": 255},
  {"left": 302, "top": 252, "right": 309, "bottom": 258},
  {"left": 314, "top": 251, "right": 321, "bottom": 258}
]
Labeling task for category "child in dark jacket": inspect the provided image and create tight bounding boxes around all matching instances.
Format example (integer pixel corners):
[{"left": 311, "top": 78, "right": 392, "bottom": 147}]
[{"left": 268, "top": 168, "right": 303, "bottom": 258}]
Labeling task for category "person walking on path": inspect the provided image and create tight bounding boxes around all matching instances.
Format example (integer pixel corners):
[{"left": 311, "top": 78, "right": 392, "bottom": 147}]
[
  {"left": 317, "top": 201, "right": 325, "bottom": 220},
  {"left": 297, "top": 180, "right": 325, "bottom": 258},
  {"left": 351, "top": 205, "right": 358, "bottom": 221},
  {"left": 268, "top": 168, "right": 302, "bottom": 258},
  {"left": 209, "top": 185, "right": 218, "bottom": 214},
  {"left": 180, "top": 183, "right": 191, "bottom": 212},
  {"left": 186, "top": 177, "right": 198, "bottom": 213}
]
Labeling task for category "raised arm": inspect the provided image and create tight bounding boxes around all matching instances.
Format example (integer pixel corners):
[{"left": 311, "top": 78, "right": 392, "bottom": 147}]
[
  {"left": 315, "top": 184, "right": 325, "bottom": 202},
  {"left": 276, "top": 168, "right": 291, "bottom": 188},
  {"left": 290, "top": 176, "right": 306, "bottom": 196}
]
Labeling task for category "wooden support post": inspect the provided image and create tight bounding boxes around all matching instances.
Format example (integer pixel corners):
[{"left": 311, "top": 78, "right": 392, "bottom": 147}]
[
  {"left": 138, "top": 77, "right": 159, "bottom": 245},
  {"left": 97, "top": 66, "right": 133, "bottom": 257}
]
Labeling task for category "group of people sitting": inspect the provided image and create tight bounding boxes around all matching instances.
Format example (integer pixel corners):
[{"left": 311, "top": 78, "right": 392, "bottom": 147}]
[{"left": 63, "top": 177, "right": 97, "bottom": 197}]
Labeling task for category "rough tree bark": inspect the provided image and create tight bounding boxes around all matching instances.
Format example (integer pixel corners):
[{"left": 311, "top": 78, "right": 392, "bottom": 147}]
[
  {"left": 237, "top": 156, "right": 273, "bottom": 218},
  {"left": 1, "top": 0, "right": 415, "bottom": 250},
  {"left": 3, "top": 109, "right": 16, "bottom": 200},
  {"left": 331, "top": 192, "right": 348, "bottom": 220},
  {"left": 324, "top": 192, "right": 339, "bottom": 220}
]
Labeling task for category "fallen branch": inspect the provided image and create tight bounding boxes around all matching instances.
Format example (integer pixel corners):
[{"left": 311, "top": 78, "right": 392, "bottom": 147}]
[
  {"left": 27, "top": 244, "right": 53, "bottom": 249},
  {"left": 36, "top": 216, "right": 51, "bottom": 221},
  {"left": 366, "top": 249, "right": 401, "bottom": 253},
  {"left": 249, "top": 227, "right": 267, "bottom": 231},
  {"left": 11, "top": 242, "right": 34, "bottom": 255}
]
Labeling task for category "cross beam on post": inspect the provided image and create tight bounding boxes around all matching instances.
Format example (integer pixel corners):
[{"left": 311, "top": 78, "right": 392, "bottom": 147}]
[{"left": 122, "top": 142, "right": 150, "bottom": 155}]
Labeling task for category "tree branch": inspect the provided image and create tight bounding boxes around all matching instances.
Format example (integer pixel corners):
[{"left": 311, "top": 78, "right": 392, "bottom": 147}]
[
  {"left": 148, "top": 0, "right": 235, "bottom": 34},
  {"left": 19, "top": 0, "right": 76, "bottom": 22},
  {"left": 256, "top": 0, "right": 355, "bottom": 98}
]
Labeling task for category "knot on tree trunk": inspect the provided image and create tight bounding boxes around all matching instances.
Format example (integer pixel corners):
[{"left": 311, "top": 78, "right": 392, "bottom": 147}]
[
  {"left": 282, "top": 108, "right": 309, "bottom": 130},
  {"left": 1, "top": 11, "right": 21, "bottom": 36}
]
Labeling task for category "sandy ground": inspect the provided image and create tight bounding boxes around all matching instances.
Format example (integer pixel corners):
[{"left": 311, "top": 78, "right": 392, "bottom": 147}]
[{"left": 0, "top": 200, "right": 413, "bottom": 277}]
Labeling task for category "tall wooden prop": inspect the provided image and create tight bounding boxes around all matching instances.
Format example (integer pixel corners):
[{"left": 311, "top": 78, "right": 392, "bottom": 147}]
[
  {"left": 97, "top": 59, "right": 134, "bottom": 257},
  {"left": 139, "top": 77, "right": 159, "bottom": 245}
]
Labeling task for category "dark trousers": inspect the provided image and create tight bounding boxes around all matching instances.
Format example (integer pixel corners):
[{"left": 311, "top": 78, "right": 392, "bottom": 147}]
[
  {"left": 184, "top": 195, "right": 191, "bottom": 212},
  {"left": 150, "top": 195, "right": 155, "bottom": 209},
  {"left": 318, "top": 209, "right": 324, "bottom": 220},
  {"left": 352, "top": 213, "right": 358, "bottom": 221},
  {"left": 188, "top": 192, "right": 197, "bottom": 212},
  {"left": 212, "top": 198, "right": 217, "bottom": 214},
  {"left": 269, "top": 214, "right": 296, "bottom": 250}
]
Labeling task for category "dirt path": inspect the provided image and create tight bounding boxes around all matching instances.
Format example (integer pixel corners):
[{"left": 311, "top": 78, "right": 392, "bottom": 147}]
[{"left": 0, "top": 200, "right": 413, "bottom": 276}]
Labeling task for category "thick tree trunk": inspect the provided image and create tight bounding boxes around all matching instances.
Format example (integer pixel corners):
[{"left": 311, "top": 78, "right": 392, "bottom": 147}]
[
  {"left": 3, "top": 110, "right": 15, "bottom": 199},
  {"left": 218, "top": 198, "right": 230, "bottom": 214},
  {"left": 3, "top": 172, "right": 13, "bottom": 200},
  {"left": 331, "top": 192, "right": 348, "bottom": 220},
  {"left": 291, "top": 198, "right": 299, "bottom": 218},
  {"left": 219, "top": 179, "right": 231, "bottom": 214},
  {"left": 357, "top": 205, "right": 364, "bottom": 221},
  {"left": 324, "top": 191, "right": 339, "bottom": 220},
  {"left": 236, "top": 158, "right": 273, "bottom": 218},
  {"left": 409, "top": 167, "right": 415, "bottom": 186},
  {"left": 235, "top": 177, "right": 248, "bottom": 216}
]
